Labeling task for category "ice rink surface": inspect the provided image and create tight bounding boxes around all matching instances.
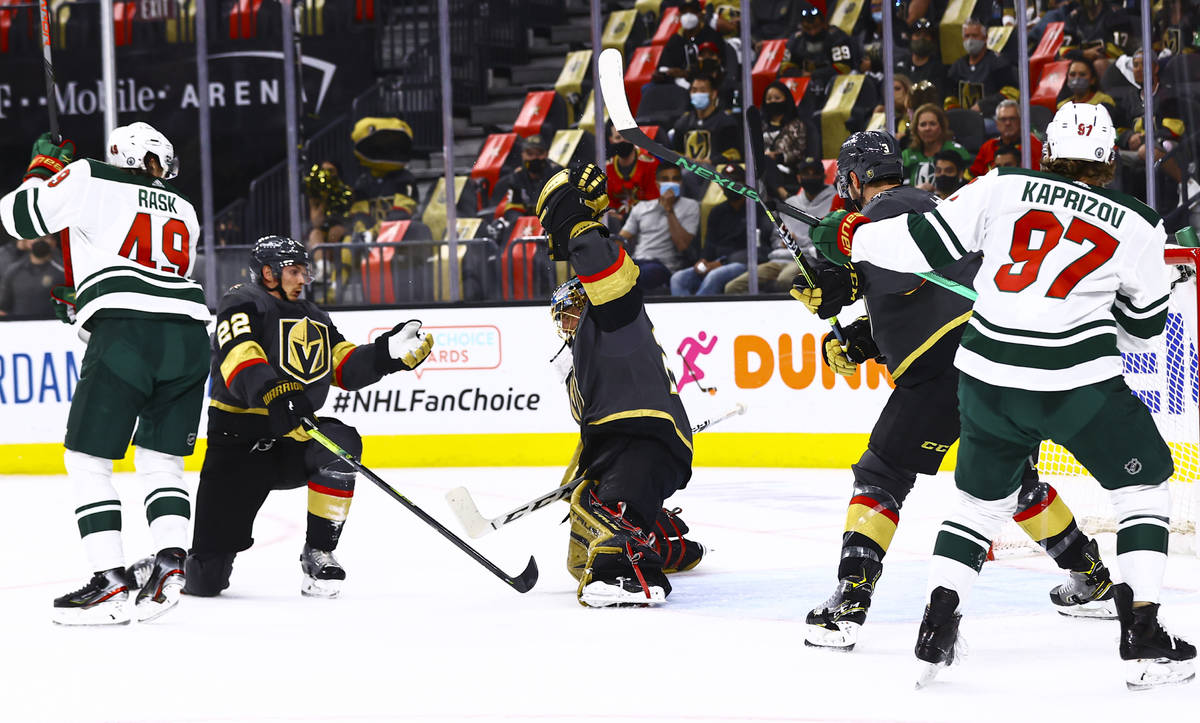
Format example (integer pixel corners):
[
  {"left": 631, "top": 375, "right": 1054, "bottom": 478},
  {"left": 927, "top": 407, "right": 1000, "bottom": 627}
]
[{"left": 2, "top": 466, "right": 1197, "bottom": 722}]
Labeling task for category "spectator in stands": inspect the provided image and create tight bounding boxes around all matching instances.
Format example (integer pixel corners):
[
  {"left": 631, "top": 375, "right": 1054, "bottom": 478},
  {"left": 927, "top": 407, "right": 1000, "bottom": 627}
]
[
  {"left": 670, "top": 164, "right": 760, "bottom": 296},
  {"left": 671, "top": 73, "right": 744, "bottom": 165},
  {"left": 304, "top": 161, "right": 352, "bottom": 248},
  {"left": 751, "top": 0, "right": 805, "bottom": 41},
  {"left": 945, "top": 18, "right": 1018, "bottom": 119},
  {"left": 991, "top": 143, "right": 1021, "bottom": 169},
  {"left": 967, "top": 100, "right": 1044, "bottom": 178},
  {"left": 1029, "top": 0, "right": 1075, "bottom": 46},
  {"left": 761, "top": 81, "right": 808, "bottom": 200},
  {"left": 1059, "top": 0, "right": 1134, "bottom": 77},
  {"left": 875, "top": 74, "right": 914, "bottom": 137},
  {"left": 724, "top": 157, "right": 834, "bottom": 294},
  {"left": 605, "top": 123, "right": 659, "bottom": 229},
  {"left": 697, "top": 42, "right": 739, "bottom": 108},
  {"left": 1155, "top": 0, "right": 1199, "bottom": 57},
  {"left": 896, "top": 19, "right": 948, "bottom": 104},
  {"left": 710, "top": 1, "right": 745, "bottom": 66},
  {"left": 0, "top": 232, "right": 23, "bottom": 272},
  {"left": 351, "top": 117, "right": 420, "bottom": 220},
  {"left": 1059, "top": 58, "right": 1117, "bottom": 112},
  {"left": 660, "top": 1, "right": 727, "bottom": 81},
  {"left": 619, "top": 165, "right": 699, "bottom": 293},
  {"left": 785, "top": 4, "right": 859, "bottom": 91},
  {"left": 931, "top": 149, "right": 966, "bottom": 200},
  {"left": 903, "top": 103, "right": 972, "bottom": 188},
  {"left": 497, "top": 133, "right": 563, "bottom": 222},
  {"left": 0, "top": 234, "right": 64, "bottom": 319}
]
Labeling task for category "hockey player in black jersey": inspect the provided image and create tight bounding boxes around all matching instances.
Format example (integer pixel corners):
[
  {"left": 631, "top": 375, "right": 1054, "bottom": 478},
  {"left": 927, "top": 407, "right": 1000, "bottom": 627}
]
[
  {"left": 790, "top": 131, "right": 1115, "bottom": 650},
  {"left": 180, "top": 236, "right": 433, "bottom": 599},
  {"left": 537, "top": 162, "right": 702, "bottom": 607}
]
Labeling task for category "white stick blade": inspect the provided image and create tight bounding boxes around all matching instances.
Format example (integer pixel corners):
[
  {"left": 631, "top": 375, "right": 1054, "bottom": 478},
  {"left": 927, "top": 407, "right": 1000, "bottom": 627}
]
[
  {"left": 598, "top": 48, "right": 637, "bottom": 132},
  {"left": 444, "top": 487, "right": 492, "bottom": 539}
]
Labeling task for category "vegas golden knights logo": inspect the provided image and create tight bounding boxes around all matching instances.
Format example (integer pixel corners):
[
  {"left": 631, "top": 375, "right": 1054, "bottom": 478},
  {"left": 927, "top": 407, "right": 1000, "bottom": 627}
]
[
  {"left": 685, "top": 130, "right": 711, "bottom": 163},
  {"left": 958, "top": 80, "right": 984, "bottom": 113},
  {"left": 279, "top": 318, "right": 331, "bottom": 384}
]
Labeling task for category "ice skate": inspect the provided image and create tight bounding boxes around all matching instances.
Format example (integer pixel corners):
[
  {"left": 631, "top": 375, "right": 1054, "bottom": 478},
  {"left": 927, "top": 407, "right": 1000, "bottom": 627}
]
[
  {"left": 653, "top": 507, "right": 706, "bottom": 574},
  {"left": 914, "top": 587, "right": 963, "bottom": 688},
  {"left": 131, "top": 547, "right": 186, "bottom": 622},
  {"left": 570, "top": 482, "right": 670, "bottom": 608},
  {"left": 52, "top": 568, "right": 132, "bottom": 626},
  {"left": 804, "top": 574, "right": 876, "bottom": 651},
  {"left": 579, "top": 573, "right": 668, "bottom": 607},
  {"left": 1049, "top": 539, "right": 1115, "bottom": 619},
  {"left": 1114, "top": 583, "right": 1196, "bottom": 690},
  {"left": 300, "top": 544, "right": 345, "bottom": 598}
]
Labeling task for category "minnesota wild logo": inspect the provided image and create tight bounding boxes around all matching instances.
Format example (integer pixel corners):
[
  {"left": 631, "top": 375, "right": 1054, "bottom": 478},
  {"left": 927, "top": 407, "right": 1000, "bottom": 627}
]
[{"left": 279, "top": 318, "right": 331, "bottom": 384}]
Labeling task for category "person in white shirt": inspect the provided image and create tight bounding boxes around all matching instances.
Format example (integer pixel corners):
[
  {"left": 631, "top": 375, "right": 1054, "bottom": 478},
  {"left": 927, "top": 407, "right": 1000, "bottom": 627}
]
[{"left": 619, "top": 165, "right": 699, "bottom": 292}]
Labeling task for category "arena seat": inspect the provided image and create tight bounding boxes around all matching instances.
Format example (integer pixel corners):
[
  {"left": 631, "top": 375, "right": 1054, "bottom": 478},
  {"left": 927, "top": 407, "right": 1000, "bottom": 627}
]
[
  {"left": 624, "top": 44, "right": 665, "bottom": 115},
  {"left": 650, "top": 6, "right": 678, "bottom": 46}
]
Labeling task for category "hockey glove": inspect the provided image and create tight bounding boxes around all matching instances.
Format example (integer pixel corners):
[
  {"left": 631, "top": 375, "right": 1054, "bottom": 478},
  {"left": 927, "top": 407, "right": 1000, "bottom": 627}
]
[
  {"left": 810, "top": 210, "right": 871, "bottom": 266},
  {"left": 537, "top": 161, "right": 609, "bottom": 261},
  {"left": 25, "top": 132, "right": 76, "bottom": 181},
  {"left": 50, "top": 285, "right": 77, "bottom": 325},
  {"left": 374, "top": 320, "right": 434, "bottom": 373},
  {"left": 789, "top": 264, "right": 860, "bottom": 319},
  {"left": 260, "top": 378, "right": 316, "bottom": 441},
  {"left": 820, "top": 316, "right": 881, "bottom": 377}
]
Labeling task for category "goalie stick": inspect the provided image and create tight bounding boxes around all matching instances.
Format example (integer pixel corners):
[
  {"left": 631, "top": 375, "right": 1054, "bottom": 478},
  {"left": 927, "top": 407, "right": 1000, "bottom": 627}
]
[
  {"left": 302, "top": 419, "right": 539, "bottom": 593},
  {"left": 597, "top": 48, "right": 978, "bottom": 307},
  {"left": 445, "top": 404, "right": 747, "bottom": 538}
]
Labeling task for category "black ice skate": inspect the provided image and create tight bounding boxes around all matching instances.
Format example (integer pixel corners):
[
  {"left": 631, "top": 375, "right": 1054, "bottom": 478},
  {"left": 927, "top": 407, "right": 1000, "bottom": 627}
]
[
  {"left": 1049, "top": 538, "right": 1115, "bottom": 619},
  {"left": 1114, "top": 583, "right": 1196, "bottom": 690},
  {"left": 572, "top": 490, "right": 670, "bottom": 608},
  {"left": 130, "top": 547, "right": 187, "bottom": 622},
  {"left": 52, "top": 568, "right": 132, "bottom": 626},
  {"left": 914, "top": 586, "right": 963, "bottom": 688},
  {"left": 652, "top": 507, "right": 706, "bottom": 574},
  {"left": 804, "top": 562, "right": 881, "bottom": 651},
  {"left": 300, "top": 544, "right": 346, "bottom": 598}
]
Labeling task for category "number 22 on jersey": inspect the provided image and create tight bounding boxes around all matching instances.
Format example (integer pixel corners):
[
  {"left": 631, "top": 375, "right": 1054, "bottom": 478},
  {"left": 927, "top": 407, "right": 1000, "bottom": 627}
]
[
  {"left": 993, "top": 210, "right": 1118, "bottom": 299},
  {"left": 118, "top": 212, "right": 191, "bottom": 276}
]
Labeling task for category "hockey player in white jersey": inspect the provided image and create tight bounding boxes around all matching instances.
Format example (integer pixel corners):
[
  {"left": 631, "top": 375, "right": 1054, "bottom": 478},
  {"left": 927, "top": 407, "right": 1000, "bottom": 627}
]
[
  {"left": 808, "top": 102, "right": 1195, "bottom": 690},
  {"left": 0, "top": 124, "right": 210, "bottom": 625}
]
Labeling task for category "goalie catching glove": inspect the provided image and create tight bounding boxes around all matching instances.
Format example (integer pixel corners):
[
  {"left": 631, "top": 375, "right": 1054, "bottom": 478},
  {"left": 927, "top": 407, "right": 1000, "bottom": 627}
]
[
  {"left": 25, "top": 132, "right": 76, "bottom": 182},
  {"left": 821, "top": 316, "right": 881, "bottom": 377},
  {"left": 810, "top": 210, "right": 871, "bottom": 266},
  {"left": 790, "top": 264, "right": 860, "bottom": 319},
  {"left": 536, "top": 160, "right": 610, "bottom": 261},
  {"left": 374, "top": 320, "right": 434, "bottom": 373}
]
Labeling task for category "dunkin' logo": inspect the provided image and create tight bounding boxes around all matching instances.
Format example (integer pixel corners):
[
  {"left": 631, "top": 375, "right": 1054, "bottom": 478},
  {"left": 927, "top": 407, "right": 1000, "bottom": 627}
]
[{"left": 733, "top": 334, "right": 893, "bottom": 390}]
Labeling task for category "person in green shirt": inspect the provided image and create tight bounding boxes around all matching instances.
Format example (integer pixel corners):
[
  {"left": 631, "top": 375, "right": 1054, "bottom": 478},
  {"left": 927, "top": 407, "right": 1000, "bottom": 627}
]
[{"left": 901, "top": 103, "right": 971, "bottom": 189}]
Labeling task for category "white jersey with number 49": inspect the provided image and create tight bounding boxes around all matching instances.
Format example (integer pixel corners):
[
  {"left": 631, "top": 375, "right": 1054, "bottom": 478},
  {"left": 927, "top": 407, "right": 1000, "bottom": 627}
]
[
  {"left": 0, "top": 158, "right": 208, "bottom": 326},
  {"left": 848, "top": 166, "right": 1170, "bottom": 391}
]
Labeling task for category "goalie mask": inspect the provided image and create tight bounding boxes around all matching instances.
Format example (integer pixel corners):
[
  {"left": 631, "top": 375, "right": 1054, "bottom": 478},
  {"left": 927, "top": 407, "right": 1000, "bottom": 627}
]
[
  {"left": 1044, "top": 102, "right": 1117, "bottom": 164},
  {"left": 106, "top": 122, "right": 179, "bottom": 179},
  {"left": 550, "top": 277, "right": 588, "bottom": 341}
]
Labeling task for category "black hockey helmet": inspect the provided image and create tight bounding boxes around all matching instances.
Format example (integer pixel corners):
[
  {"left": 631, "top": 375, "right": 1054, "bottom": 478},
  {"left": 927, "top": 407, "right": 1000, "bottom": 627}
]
[
  {"left": 835, "top": 131, "right": 903, "bottom": 210},
  {"left": 250, "top": 235, "right": 310, "bottom": 289}
]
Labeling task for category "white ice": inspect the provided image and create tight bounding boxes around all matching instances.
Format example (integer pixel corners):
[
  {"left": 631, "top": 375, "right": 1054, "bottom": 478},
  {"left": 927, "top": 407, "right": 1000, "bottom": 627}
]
[{"left": 2, "top": 467, "right": 1197, "bottom": 722}]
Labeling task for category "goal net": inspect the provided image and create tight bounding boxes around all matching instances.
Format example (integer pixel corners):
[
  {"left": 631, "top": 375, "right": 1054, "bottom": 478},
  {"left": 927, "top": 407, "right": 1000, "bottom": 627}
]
[{"left": 994, "top": 246, "right": 1200, "bottom": 557}]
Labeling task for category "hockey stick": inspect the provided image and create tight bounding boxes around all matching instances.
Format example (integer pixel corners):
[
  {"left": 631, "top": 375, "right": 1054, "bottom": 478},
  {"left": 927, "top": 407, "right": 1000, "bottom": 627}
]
[
  {"left": 596, "top": 48, "right": 846, "bottom": 341},
  {"left": 445, "top": 403, "right": 747, "bottom": 538},
  {"left": 302, "top": 419, "right": 539, "bottom": 593},
  {"left": 37, "top": 0, "right": 60, "bottom": 142}
]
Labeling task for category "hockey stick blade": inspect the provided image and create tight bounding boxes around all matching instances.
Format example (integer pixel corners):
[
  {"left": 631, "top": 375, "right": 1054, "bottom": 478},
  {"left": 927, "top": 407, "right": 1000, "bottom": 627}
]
[
  {"left": 302, "top": 420, "right": 538, "bottom": 593},
  {"left": 445, "top": 403, "right": 748, "bottom": 537}
]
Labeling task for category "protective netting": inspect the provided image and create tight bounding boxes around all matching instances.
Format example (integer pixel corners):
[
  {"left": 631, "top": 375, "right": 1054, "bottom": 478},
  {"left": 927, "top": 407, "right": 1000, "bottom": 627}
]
[{"left": 995, "top": 248, "right": 1200, "bottom": 557}]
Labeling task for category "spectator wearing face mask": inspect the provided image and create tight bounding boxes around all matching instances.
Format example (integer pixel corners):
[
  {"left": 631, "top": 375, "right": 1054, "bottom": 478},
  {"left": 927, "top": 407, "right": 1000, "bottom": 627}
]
[
  {"left": 896, "top": 19, "right": 948, "bottom": 104},
  {"left": 785, "top": 3, "right": 860, "bottom": 91},
  {"left": 496, "top": 133, "right": 563, "bottom": 222},
  {"left": 761, "top": 80, "right": 808, "bottom": 200},
  {"left": 990, "top": 143, "right": 1021, "bottom": 170},
  {"left": 930, "top": 150, "right": 966, "bottom": 200},
  {"left": 1058, "top": 0, "right": 1134, "bottom": 77},
  {"left": 670, "top": 73, "right": 744, "bottom": 166},
  {"left": 670, "top": 163, "right": 766, "bottom": 296},
  {"left": 944, "top": 18, "right": 1018, "bottom": 118},
  {"left": 605, "top": 123, "right": 660, "bottom": 228},
  {"left": 966, "top": 99, "right": 1043, "bottom": 179},
  {"left": 1057, "top": 59, "right": 1116, "bottom": 112},
  {"left": 724, "top": 157, "right": 834, "bottom": 294},
  {"left": 0, "top": 234, "right": 65, "bottom": 318},
  {"left": 619, "top": 165, "right": 700, "bottom": 293},
  {"left": 660, "top": 1, "right": 727, "bottom": 81}
]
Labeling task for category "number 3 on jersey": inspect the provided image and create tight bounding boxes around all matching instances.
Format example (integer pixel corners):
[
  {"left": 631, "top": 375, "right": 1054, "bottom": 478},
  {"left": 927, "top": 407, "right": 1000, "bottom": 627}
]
[
  {"left": 118, "top": 212, "right": 191, "bottom": 276},
  {"left": 994, "top": 210, "right": 1118, "bottom": 298}
]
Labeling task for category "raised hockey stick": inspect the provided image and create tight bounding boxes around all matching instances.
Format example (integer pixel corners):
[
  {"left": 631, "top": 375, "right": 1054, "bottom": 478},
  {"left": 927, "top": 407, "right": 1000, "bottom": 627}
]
[
  {"left": 596, "top": 48, "right": 846, "bottom": 341},
  {"left": 302, "top": 419, "right": 539, "bottom": 593},
  {"left": 445, "top": 403, "right": 747, "bottom": 538},
  {"left": 37, "top": 0, "right": 60, "bottom": 141}
]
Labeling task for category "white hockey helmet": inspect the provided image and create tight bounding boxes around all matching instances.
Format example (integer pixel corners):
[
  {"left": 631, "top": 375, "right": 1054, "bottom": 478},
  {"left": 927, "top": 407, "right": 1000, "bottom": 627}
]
[
  {"left": 1043, "top": 102, "right": 1117, "bottom": 165},
  {"left": 106, "top": 121, "right": 179, "bottom": 179}
]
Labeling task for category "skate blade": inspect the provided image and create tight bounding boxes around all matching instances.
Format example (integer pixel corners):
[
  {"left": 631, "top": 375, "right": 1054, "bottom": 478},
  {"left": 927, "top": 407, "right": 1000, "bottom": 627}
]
[
  {"left": 135, "top": 579, "right": 184, "bottom": 623},
  {"left": 51, "top": 598, "right": 132, "bottom": 626},
  {"left": 1054, "top": 598, "right": 1116, "bottom": 620},
  {"left": 578, "top": 581, "right": 666, "bottom": 608},
  {"left": 803, "top": 621, "right": 860, "bottom": 651},
  {"left": 1125, "top": 659, "right": 1196, "bottom": 690},
  {"left": 301, "top": 576, "right": 343, "bottom": 598},
  {"left": 915, "top": 661, "right": 948, "bottom": 689}
]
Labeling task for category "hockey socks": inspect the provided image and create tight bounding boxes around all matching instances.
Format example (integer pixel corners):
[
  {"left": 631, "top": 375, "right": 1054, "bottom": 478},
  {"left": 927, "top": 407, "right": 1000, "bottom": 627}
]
[{"left": 65, "top": 449, "right": 125, "bottom": 573}]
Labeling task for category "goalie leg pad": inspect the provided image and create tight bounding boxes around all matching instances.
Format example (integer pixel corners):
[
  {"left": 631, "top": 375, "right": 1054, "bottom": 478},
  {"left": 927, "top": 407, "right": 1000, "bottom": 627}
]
[
  {"left": 568, "top": 479, "right": 670, "bottom": 607},
  {"left": 651, "top": 507, "right": 706, "bottom": 574}
]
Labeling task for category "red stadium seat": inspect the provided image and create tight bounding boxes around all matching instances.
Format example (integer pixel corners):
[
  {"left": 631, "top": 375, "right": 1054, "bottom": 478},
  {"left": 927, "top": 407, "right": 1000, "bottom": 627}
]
[
  {"left": 1031, "top": 59, "right": 1070, "bottom": 112},
  {"left": 113, "top": 2, "right": 136, "bottom": 47},
  {"left": 650, "top": 6, "right": 679, "bottom": 46},
  {"left": 503, "top": 217, "right": 550, "bottom": 300},
  {"left": 229, "top": 0, "right": 265, "bottom": 40},
  {"left": 624, "top": 44, "right": 665, "bottom": 115},
  {"left": 780, "top": 76, "right": 811, "bottom": 105},
  {"left": 361, "top": 220, "right": 412, "bottom": 304},
  {"left": 470, "top": 133, "right": 519, "bottom": 204},
  {"left": 1030, "top": 21, "right": 1065, "bottom": 85},
  {"left": 752, "top": 39, "right": 788, "bottom": 104},
  {"left": 355, "top": 0, "right": 374, "bottom": 22},
  {"left": 513, "top": 90, "right": 560, "bottom": 138},
  {"left": 822, "top": 159, "right": 838, "bottom": 186}
]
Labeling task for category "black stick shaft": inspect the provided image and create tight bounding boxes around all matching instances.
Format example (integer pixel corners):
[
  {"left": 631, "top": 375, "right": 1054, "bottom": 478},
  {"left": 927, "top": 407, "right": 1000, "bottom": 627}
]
[
  {"left": 37, "top": 0, "right": 59, "bottom": 142},
  {"left": 303, "top": 420, "right": 538, "bottom": 593}
]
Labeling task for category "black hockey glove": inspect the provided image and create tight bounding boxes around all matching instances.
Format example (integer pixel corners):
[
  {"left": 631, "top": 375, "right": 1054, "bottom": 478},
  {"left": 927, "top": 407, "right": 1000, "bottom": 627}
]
[
  {"left": 536, "top": 160, "right": 609, "bottom": 261},
  {"left": 790, "top": 263, "right": 860, "bottom": 319},
  {"left": 820, "top": 316, "right": 880, "bottom": 377},
  {"left": 260, "top": 378, "right": 316, "bottom": 441}
]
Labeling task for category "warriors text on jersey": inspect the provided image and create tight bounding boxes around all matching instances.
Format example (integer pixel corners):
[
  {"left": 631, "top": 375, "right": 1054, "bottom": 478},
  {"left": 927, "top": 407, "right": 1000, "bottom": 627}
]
[
  {"left": 849, "top": 167, "right": 1169, "bottom": 391},
  {"left": 0, "top": 159, "right": 207, "bottom": 326},
  {"left": 209, "top": 282, "right": 387, "bottom": 438}
]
